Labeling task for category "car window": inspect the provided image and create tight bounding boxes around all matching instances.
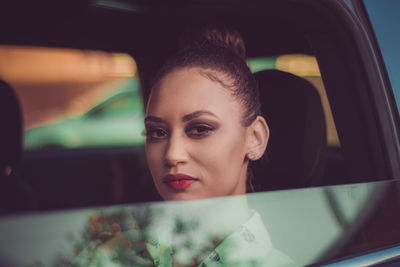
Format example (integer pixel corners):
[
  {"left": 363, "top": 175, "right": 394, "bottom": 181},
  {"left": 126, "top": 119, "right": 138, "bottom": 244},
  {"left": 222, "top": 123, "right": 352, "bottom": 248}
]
[
  {"left": 0, "top": 181, "right": 398, "bottom": 266},
  {"left": 364, "top": 0, "right": 400, "bottom": 109},
  {"left": 0, "top": 46, "right": 145, "bottom": 151},
  {"left": 0, "top": 46, "right": 137, "bottom": 129},
  {"left": 87, "top": 90, "right": 140, "bottom": 118}
]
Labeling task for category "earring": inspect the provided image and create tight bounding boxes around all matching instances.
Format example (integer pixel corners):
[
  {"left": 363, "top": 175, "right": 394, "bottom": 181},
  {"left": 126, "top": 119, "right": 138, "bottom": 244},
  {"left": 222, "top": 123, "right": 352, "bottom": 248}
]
[{"left": 247, "top": 151, "right": 256, "bottom": 160}]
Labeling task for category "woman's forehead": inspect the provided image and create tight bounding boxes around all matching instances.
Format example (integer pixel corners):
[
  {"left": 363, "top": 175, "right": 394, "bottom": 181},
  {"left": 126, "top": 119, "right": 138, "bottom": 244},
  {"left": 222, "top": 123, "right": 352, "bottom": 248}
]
[{"left": 146, "top": 68, "right": 242, "bottom": 116}]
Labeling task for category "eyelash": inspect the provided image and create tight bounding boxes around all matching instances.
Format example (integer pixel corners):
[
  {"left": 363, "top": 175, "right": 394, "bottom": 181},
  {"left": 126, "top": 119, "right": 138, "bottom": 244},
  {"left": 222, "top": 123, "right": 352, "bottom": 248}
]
[
  {"left": 145, "top": 123, "right": 215, "bottom": 141},
  {"left": 144, "top": 127, "right": 169, "bottom": 141},
  {"left": 185, "top": 123, "right": 215, "bottom": 138}
]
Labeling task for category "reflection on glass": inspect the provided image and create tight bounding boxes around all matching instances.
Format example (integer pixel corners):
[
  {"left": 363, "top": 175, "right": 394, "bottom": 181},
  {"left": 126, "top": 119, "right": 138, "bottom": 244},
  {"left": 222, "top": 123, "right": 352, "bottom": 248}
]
[
  {"left": 49, "top": 196, "right": 291, "bottom": 266},
  {"left": 0, "top": 181, "right": 388, "bottom": 266}
]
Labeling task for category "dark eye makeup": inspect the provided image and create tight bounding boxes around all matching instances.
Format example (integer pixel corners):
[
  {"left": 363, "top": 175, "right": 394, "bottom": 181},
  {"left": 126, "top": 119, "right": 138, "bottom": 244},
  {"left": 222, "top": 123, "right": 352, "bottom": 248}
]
[
  {"left": 185, "top": 121, "right": 217, "bottom": 138},
  {"left": 144, "top": 126, "right": 169, "bottom": 141}
]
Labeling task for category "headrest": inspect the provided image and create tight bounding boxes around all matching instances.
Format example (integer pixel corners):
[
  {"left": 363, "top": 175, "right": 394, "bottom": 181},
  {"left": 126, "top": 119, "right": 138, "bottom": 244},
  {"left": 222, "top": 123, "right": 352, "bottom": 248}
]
[
  {"left": 0, "top": 80, "right": 23, "bottom": 170},
  {"left": 253, "top": 70, "right": 326, "bottom": 190}
]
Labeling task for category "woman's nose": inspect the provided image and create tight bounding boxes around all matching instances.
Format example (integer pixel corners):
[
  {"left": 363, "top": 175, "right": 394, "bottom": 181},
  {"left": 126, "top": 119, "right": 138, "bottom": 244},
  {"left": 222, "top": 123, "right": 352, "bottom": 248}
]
[{"left": 164, "top": 133, "right": 188, "bottom": 167}]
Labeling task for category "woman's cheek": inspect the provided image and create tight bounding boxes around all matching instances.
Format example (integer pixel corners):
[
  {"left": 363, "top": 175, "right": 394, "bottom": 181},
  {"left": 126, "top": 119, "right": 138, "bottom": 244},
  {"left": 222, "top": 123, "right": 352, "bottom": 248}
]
[{"left": 195, "top": 139, "right": 236, "bottom": 176}]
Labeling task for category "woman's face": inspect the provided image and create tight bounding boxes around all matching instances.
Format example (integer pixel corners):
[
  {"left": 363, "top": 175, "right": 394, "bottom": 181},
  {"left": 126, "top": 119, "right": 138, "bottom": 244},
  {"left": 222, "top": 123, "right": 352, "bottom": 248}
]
[{"left": 145, "top": 68, "right": 250, "bottom": 201}]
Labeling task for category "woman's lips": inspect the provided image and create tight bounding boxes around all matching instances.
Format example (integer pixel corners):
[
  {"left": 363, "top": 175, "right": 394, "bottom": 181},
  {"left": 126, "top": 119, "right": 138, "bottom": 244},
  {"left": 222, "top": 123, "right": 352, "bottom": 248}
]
[{"left": 163, "top": 173, "right": 198, "bottom": 189}]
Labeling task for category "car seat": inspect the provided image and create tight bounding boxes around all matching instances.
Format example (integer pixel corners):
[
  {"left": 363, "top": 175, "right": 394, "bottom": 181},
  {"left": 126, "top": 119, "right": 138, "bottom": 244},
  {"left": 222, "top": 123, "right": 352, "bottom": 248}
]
[
  {"left": 252, "top": 70, "right": 327, "bottom": 191},
  {"left": 0, "top": 80, "right": 35, "bottom": 214}
]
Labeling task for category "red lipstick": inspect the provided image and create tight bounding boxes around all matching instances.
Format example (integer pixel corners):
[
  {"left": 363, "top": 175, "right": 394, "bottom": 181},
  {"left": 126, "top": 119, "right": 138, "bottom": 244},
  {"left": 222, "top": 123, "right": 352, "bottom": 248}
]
[{"left": 163, "top": 173, "right": 198, "bottom": 189}]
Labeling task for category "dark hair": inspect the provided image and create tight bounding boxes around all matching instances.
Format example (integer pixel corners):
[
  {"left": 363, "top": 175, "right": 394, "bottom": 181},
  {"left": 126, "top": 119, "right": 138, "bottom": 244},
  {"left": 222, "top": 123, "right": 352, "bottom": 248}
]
[{"left": 149, "top": 27, "right": 261, "bottom": 127}]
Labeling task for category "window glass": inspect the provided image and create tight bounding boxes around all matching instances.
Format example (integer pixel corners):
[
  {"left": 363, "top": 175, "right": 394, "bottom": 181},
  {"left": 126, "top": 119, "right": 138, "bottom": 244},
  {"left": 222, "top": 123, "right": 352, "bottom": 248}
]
[
  {"left": 364, "top": 0, "right": 400, "bottom": 108},
  {"left": 0, "top": 181, "right": 389, "bottom": 267},
  {"left": 0, "top": 46, "right": 145, "bottom": 150},
  {"left": 88, "top": 90, "right": 139, "bottom": 118}
]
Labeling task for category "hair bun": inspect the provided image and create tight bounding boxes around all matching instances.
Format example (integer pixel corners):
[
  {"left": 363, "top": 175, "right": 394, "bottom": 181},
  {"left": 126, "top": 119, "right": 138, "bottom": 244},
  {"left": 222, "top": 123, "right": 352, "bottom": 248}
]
[{"left": 179, "top": 26, "right": 247, "bottom": 61}]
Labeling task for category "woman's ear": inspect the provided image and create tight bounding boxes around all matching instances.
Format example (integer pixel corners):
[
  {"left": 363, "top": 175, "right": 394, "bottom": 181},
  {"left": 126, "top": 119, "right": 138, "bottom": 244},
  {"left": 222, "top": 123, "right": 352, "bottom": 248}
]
[{"left": 246, "top": 116, "right": 269, "bottom": 161}]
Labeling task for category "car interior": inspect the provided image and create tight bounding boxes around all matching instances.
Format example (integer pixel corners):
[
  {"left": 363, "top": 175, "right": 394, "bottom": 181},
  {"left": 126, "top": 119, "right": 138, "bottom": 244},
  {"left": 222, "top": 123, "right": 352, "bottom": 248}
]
[
  {"left": 1, "top": 0, "right": 400, "bottom": 264},
  {"left": 253, "top": 69, "right": 328, "bottom": 191},
  {"left": 0, "top": 0, "right": 395, "bottom": 210}
]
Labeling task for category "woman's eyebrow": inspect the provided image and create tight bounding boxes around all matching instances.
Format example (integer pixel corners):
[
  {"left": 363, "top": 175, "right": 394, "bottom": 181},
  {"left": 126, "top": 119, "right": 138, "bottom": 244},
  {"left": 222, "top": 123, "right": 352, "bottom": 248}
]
[
  {"left": 144, "top": 116, "right": 165, "bottom": 123},
  {"left": 182, "top": 110, "right": 219, "bottom": 122}
]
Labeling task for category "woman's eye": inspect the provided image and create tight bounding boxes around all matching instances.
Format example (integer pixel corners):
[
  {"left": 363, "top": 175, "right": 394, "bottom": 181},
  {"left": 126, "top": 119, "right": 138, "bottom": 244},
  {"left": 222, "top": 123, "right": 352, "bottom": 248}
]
[
  {"left": 146, "top": 128, "right": 168, "bottom": 140},
  {"left": 186, "top": 124, "right": 214, "bottom": 137}
]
